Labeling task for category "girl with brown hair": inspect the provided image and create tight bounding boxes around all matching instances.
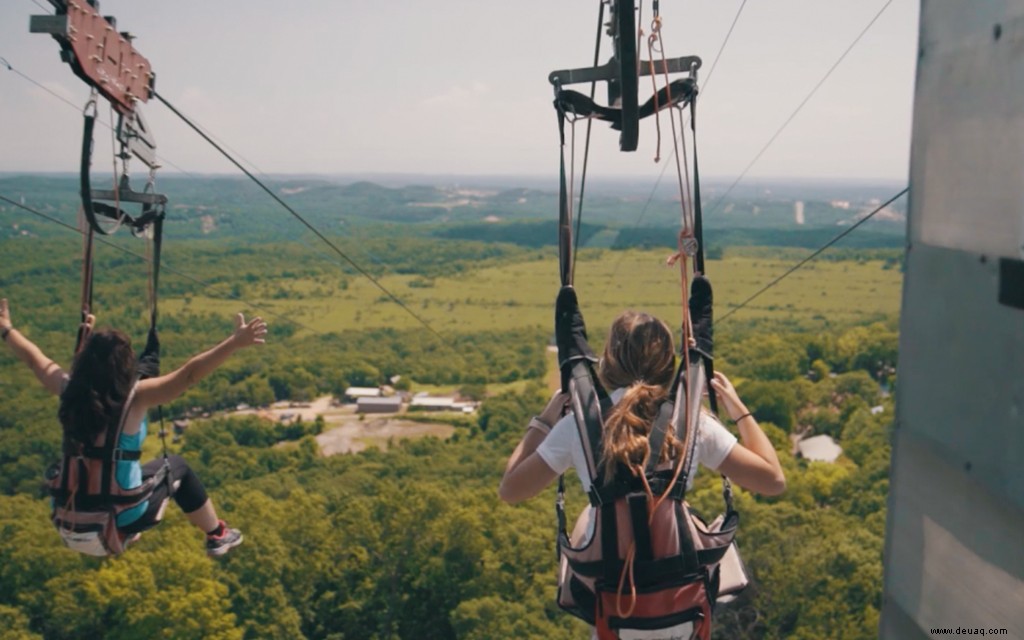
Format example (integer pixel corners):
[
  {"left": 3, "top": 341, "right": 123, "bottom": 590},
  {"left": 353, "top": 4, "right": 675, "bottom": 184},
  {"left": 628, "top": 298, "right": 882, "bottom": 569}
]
[
  {"left": 499, "top": 309, "right": 785, "bottom": 520},
  {"left": 1, "top": 298, "right": 267, "bottom": 556}
]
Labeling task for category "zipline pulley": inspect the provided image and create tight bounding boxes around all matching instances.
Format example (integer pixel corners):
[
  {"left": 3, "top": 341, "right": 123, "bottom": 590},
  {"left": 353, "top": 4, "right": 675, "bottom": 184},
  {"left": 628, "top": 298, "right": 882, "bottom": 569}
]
[
  {"left": 31, "top": 0, "right": 166, "bottom": 236},
  {"left": 548, "top": 0, "right": 702, "bottom": 151}
]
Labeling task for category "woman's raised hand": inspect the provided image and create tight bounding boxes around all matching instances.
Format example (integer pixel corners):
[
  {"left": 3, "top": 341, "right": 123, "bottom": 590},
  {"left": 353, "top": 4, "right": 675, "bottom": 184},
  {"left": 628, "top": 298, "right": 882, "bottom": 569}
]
[
  {"left": 539, "top": 390, "right": 570, "bottom": 426},
  {"left": 710, "top": 371, "right": 745, "bottom": 420},
  {"left": 0, "top": 298, "right": 12, "bottom": 332},
  {"left": 232, "top": 313, "right": 268, "bottom": 347}
]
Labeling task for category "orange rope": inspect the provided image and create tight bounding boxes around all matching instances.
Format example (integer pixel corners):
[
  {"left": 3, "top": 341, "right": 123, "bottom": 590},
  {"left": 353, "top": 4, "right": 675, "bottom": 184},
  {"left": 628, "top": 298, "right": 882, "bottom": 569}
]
[
  {"left": 613, "top": 4, "right": 703, "bottom": 622},
  {"left": 646, "top": 16, "right": 664, "bottom": 161}
]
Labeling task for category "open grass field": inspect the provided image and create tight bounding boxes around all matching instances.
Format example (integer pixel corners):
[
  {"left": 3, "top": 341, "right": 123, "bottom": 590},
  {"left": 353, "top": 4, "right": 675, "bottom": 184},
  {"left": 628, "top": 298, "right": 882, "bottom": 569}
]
[{"left": 160, "top": 248, "right": 903, "bottom": 337}]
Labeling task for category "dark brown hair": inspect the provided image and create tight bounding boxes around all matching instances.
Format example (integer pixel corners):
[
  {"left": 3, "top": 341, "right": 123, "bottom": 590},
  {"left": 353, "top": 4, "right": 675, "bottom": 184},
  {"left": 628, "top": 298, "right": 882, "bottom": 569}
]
[
  {"left": 58, "top": 329, "right": 136, "bottom": 453},
  {"left": 598, "top": 311, "right": 678, "bottom": 481}
]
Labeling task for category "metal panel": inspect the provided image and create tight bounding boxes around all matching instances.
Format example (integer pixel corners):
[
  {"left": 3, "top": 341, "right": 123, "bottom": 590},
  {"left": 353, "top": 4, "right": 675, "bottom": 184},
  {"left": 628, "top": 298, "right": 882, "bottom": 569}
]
[
  {"left": 910, "top": 4, "right": 1024, "bottom": 259},
  {"left": 882, "top": 1, "right": 1024, "bottom": 637},
  {"left": 897, "top": 245, "right": 1024, "bottom": 506}
]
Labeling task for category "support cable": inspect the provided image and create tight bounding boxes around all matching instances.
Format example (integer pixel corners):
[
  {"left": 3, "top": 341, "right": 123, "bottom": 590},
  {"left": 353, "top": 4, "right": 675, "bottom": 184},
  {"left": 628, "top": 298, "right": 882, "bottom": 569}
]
[
  {"left": 717, "top": 186, "right": 908, "bottom": 323},
  {"left": 704, "top": 0, "right": 895, "bottom": 217},
  {"left": 614, "top": 0, "right": 891, "bottom": 278},
  {"left": 0, "top": 56, "right": 191, "bottom": 176},
  {"left": 151, "top": 91, "right": 448, "bottom": 344},
  {"left": 0, "top": 193, "right": 323, "bottom": 335}
]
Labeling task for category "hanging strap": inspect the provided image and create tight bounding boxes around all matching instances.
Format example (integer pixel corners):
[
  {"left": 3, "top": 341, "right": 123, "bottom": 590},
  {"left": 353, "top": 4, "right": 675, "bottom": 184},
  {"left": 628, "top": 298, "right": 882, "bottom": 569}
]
[
  {"left": 137, "top": 213, "right": 163, "bottom": 380},
  {"left": 80, "top": 109, "right": 128, "bottom": 235},
  {"left": 556, "top": 102, "right": 573, "bottom": 289},
  {"left": 690, "top": 93, "right": 705, "bottom": 275},
  {"left": 75, "top": 219, "right": 95, "bottom": 354}
]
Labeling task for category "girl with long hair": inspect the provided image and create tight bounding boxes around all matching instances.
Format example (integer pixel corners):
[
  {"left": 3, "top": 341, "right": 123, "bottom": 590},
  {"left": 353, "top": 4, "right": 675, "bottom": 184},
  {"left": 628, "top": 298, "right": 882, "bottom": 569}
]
[
  {"left": 500, "top": 309, "right": 785, "bottom": 521},
  {"left": 1, "top": 298, "right": 267, "bottom": 556}
]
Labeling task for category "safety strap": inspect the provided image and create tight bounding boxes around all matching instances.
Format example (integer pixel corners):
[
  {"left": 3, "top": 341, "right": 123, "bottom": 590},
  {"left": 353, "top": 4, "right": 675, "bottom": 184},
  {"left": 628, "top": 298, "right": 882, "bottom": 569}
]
[
  {"left": 98, "top": 382, "right": 140, "bottom": 501},
  {"left": 690, "top": 96, "right": 705, "bottom": 275},
  {"left": 80, "top": 111, "right": 128, "bottom": 235},
  {"left": 75, "top": 219, "right": 95, "bottom": 354}
]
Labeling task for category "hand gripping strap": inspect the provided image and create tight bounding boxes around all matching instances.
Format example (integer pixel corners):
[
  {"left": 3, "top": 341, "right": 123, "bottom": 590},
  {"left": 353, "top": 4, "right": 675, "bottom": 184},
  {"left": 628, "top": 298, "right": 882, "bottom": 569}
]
[
  {"left": 688, "top": 275, "right": 717, "bottom": 414},
  {"left": 555, "top": 286, "right": 598, "bottom": 381},
  {"left": 137, "top": 326, "right": 161, "bottom": 380}
]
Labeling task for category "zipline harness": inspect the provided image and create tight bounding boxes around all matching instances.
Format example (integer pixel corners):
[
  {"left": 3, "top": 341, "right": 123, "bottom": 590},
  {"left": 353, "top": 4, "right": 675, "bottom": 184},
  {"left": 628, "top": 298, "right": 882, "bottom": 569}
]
[
  {"left": 32, "top": 0, "right": 173, "bottom": 556},
  {"left": 548, "top": 2, "right": 743, "bottom": 637}
]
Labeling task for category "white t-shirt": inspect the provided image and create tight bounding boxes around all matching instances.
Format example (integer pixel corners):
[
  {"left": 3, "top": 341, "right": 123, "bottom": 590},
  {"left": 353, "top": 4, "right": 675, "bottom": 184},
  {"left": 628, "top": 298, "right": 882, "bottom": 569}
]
[{"left": 535, "top": 388, "right": 737, "bottom": 494}]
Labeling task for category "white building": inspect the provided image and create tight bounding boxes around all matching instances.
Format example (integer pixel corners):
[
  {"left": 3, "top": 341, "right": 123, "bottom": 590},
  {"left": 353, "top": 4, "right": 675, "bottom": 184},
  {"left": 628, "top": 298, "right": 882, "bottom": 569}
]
[
  {"left": 345, "top": 387, "right": 381, "bottom": 401},
  {"left": 797, "top": 434, "right": 843, "bottom": 463},
  {"left": 409, "top": 396, "right": 458, "bottom": 411}
]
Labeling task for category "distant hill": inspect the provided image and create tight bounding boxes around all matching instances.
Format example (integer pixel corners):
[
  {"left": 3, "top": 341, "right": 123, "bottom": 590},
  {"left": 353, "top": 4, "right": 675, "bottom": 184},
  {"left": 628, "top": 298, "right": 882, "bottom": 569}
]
[{"left": 0, "top": 174, "right": 906, "bottom": 248}]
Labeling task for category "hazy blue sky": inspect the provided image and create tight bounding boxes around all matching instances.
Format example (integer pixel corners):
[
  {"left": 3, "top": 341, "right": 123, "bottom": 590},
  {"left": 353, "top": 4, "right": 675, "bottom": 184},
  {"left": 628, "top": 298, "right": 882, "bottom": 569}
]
[{"left": 1, "top": 0, "right": 918, "bottom": 181}]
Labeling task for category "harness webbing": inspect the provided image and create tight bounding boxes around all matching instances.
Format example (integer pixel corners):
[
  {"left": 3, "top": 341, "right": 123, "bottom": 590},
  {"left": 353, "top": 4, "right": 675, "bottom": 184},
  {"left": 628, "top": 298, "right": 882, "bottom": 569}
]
[
  {"left": 550, "top": 15, "right": 741, "bottom": 621},
  {"left": 75, "top": 214, "right": 95, "bottom": 354}
]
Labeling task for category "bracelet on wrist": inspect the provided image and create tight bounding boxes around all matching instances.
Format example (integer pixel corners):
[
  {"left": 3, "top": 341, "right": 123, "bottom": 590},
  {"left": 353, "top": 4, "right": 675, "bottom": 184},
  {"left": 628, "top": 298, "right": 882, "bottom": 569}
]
[
  {"left": 732, "top": 412, "right": 753, "bottom": 423},
  {"left": 527, "top": 416, "right": 552, "bottom": 435},
  {"left": 1, "top": 327, "right": 12, "bottom": 342}
]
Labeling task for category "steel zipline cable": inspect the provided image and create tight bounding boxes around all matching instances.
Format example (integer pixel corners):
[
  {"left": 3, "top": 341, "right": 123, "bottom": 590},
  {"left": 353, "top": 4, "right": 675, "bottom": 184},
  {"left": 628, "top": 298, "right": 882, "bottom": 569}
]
[
  {"left": 717, "top": 186, "right": 909, "bottom": 324},
  {"left": 703, "top": 0, "right": 895, "bottom": 218},
  {"left": 700, "top": 0, "right": 749, "bottom": 96},
  {"left": 0, "top": 53, "right": 192, "bottom": 175},
  {"left": 613, "top": 0, "right": 893, "bottom": 281},
  {"left": 0, "top": 193, "right": 323, "bottom": 335},
  {"left": 3, "top": 56, "right": 451, "bottom": 348},
  {"left": 1, "top": 54, "right": 397, "bottom": 279},
  {"left": 151, "top": 91, "right": 449, "bottom": 344}
]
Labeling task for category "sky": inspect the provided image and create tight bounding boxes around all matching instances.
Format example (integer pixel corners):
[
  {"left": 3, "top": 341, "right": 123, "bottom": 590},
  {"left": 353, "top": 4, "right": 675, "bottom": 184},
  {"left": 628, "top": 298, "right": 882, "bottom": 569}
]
[{"left": 0, "top": 0, "right": 919, "bottom": 182}]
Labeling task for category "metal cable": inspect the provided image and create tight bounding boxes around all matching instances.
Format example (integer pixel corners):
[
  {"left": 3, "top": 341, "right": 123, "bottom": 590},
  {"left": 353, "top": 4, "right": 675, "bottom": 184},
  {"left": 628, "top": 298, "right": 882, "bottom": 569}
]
[
  {"left": 0, "top": 193, "right": 322, "bottom": 335},
  {"left": 717, "top": 187, "right": 908, "bottom": 323},
  {"left": 152, "top": 91, "right": 449, "bottom": 344}
]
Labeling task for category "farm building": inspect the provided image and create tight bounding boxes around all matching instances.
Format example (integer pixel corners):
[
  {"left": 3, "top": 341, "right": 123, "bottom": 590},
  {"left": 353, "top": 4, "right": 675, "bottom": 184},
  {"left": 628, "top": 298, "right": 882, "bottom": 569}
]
[
  {"left": 345, "top": 387, "right": 381, "bottom": 402},
  {"left": 409, "top": 396, "right": 458, "bottom": 411},
  {"left": 357, "top": 396, "right": 402, "bottom": 414}
]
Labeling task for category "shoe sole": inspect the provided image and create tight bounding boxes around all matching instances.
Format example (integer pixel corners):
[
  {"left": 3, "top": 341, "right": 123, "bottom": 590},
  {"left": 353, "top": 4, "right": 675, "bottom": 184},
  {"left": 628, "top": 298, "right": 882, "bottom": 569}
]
[{"left": 207, "top": 533, "right": 244, "bottom": 558}]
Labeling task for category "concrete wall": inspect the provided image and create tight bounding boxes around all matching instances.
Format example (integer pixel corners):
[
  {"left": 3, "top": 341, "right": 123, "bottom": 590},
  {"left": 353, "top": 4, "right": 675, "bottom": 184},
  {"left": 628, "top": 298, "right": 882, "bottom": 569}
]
[{"left": 881, "top": 3, "right": 1024, "bottom": 637}]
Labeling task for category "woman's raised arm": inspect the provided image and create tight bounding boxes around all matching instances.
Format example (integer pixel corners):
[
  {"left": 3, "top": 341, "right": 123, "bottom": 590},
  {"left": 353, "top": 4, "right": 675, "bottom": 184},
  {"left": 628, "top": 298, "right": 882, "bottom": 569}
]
[
  {"left": 0, "top": 298, "right": 78, "bottom": 396},
  {"left": 711, "top": 371, "right": 787, "bottom": 496},
  {"left": 135, "top": 313, "right": 267, "bottom": 409}
]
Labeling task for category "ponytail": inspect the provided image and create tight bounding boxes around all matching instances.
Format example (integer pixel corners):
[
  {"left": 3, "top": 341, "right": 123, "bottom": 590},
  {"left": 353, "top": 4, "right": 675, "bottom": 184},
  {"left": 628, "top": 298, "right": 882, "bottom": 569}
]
[
  {"left": 601, "top": 381, "right": 671, "bottom": 480},
  {"left": 597, "top": 311, "right": 680, "bottom": 482}
]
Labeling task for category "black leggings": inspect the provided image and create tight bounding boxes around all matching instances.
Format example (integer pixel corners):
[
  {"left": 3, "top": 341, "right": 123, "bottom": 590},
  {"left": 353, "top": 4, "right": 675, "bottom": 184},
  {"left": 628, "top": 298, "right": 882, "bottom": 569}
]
[{"left": 119, "top": 455, "right": 210, "bottom": 534}]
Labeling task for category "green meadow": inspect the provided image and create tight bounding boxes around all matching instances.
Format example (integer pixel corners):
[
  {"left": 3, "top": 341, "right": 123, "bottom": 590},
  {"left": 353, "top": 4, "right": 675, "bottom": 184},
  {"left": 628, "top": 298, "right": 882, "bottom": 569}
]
[{"left": 162, "top": 248, "right": 903, "bottom": 336}]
